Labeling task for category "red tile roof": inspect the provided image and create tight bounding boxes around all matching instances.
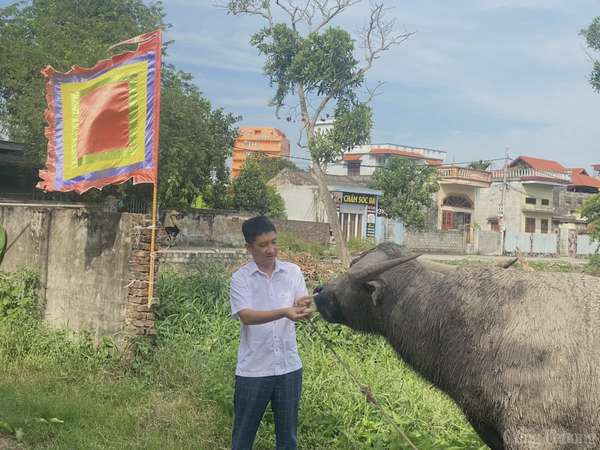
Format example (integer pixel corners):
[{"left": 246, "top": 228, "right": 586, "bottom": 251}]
[
  {"left": 342, "top": 154, "right": 363, "bottom": 161},
  {"left": 509, "top": 156, "right": 566, "bottom": 173},
  {"left": 569, "top": 168, "right": 600, "bottom": 189}
]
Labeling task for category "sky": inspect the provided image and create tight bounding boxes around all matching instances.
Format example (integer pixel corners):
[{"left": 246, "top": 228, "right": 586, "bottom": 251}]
[
  {"left": 159, "top": 0, "right": 600, "bottom": 171},
  {"left": 2, "top": 0, "right": 599, "bottom": 171}
]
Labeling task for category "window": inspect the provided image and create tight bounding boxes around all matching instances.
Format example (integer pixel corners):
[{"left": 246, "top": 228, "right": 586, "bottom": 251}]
[
  {"left": 525, "top": 217, "right": 536, "bottom": 233},
  {"left": 541, "top": 199, "right": 550, "bottom": 206},
  {"left": 347, "top": 162, "right": 361, "bottom": 176},
  {"left": 541, "top": 219, "right": 549, "bottom": 234},
  {"left": 525, "top": 197, "right": 536, "bottom": 205}
]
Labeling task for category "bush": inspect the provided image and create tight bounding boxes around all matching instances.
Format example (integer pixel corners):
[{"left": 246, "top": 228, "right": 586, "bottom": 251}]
[
  {"left": 276, "top": 231, "right": 330, "bottom": 258},
  {"left": 0, "top": 269, "right": 40, "bottom": 320},
  {"left": 347, "top": 237, "right": 376, "bottom": 255}
]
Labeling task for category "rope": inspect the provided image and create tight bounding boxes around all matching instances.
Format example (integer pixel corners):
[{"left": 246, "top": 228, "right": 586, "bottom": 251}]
[{"left": 305, "top": 318, "right": 419, "bottom": 450}]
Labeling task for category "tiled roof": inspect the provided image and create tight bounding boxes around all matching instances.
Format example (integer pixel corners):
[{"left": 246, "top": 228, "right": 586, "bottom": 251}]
[
  {"left": 342, "top": 154, "right": 363, "bottom": 161},
  {"left": 569, "top": 168, "right": 600, "bottom": 189},
  {"left": 509, "top": 156, "right": 566, "bottom": 172}
]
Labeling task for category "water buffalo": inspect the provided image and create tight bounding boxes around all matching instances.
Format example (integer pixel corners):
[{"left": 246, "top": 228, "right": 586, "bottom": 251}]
[{"left": 314, "top": 242, "right": 600, "bottom": 450}]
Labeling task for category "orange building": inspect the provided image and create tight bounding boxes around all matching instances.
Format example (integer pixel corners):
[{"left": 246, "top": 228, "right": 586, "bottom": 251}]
[{"left": 232, "top": 127, "right": 290, "bottom": 178}]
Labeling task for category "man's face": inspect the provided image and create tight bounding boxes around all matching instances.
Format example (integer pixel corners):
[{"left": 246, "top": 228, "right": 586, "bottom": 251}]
[{"left": 247, "top": 231, "right": 278, "bottom": 268}]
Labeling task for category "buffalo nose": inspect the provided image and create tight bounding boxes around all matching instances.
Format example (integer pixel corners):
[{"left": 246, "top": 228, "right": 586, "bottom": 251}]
[{"left": 314, "top": 285, "right": 324, "bottom": 294}]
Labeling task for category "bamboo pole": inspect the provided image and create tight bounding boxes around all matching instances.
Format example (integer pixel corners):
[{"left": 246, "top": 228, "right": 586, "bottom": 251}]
[
  {"left": 147, "top": 181, "right": 158, "bottom": 306},
  {"left": 147, "top": 29, "right": 162, "bottom": 307}
]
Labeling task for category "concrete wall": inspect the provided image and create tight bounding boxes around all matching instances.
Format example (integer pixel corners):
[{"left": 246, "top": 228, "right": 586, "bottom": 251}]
[
  {"left": 504, "top": 230, "right": 558, "bottom": 256},
  {"left": 170, "top": 209, "right": 330, "bottom": 247},
  {"left": 276, "top": 185, "right": 324, "bottom": 222},
  {"left": 576, "top": 235, "right": 600, "bottom": 256},
  {"left": 404, "top": 230, "right": 465, "bottom": 254},
  {"left": 0, "top": 203, "right": 146, "bottom": 340},
  {"left": 159, "top": 248, "right": 250, "bottom": 273},
  {"left": 477, "top": 230, "right": 503, "bottom": 255},
  {"left": 475, "top": 182, "right": 523, "bottom": 232}
]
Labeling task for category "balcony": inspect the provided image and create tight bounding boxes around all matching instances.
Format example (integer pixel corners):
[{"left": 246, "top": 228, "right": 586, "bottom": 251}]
[
  {"left": 522, "top": 202, "right": 554, "bottom": 213},
  {"left": 491, "top": 168, "right": 570, "bottom": 184},
  {"left": 437, "top": 166, "right": 492, "bottom": 187}
]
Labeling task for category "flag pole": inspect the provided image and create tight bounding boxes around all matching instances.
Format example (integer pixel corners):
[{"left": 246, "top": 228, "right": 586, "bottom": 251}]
[{"left": 147, "top": 29, "right": 162, "bottom": 307}]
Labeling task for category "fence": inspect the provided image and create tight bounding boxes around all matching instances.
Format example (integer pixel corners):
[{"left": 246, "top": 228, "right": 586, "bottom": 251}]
[{"left": 504, "top": 231, "right": 558, "bottom": 256}]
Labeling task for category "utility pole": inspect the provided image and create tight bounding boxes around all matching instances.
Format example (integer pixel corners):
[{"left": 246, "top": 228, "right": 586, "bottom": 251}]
[{"left": 499, "top": 148, "right": 509, "bottom": 254}]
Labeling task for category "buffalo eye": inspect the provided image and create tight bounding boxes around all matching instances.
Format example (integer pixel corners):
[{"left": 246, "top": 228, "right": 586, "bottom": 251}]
[{"left": 314, "top": 285, "right": 324, "bottom": 294}]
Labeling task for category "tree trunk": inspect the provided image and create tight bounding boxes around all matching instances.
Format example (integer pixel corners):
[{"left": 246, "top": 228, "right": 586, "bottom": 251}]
[{"left": 310, "top": 163, "right": 352, "bottom": 268}]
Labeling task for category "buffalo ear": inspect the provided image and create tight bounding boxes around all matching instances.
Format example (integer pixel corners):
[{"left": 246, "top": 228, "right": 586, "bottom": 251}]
[{"left": 365, "top": 280, "right": 385, "bottom": 306}]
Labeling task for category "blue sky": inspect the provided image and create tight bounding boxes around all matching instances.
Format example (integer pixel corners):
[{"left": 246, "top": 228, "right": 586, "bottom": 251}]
[
  {"left": 2, "top": 0, "right": 599, "bottom": 170},
  {"left": 160, "top": 0, "right": 600, "bottom": 171}
]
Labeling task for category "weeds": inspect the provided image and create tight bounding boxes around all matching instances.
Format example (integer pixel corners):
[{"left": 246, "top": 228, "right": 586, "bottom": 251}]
[{"left": 0, "top": 265, "right": 484, "bottom": 449}]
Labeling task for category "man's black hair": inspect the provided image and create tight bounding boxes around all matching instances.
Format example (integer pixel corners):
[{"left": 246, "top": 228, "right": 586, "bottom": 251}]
[{"left": 242, "top": 216, "right": 277, "bottom": 244}]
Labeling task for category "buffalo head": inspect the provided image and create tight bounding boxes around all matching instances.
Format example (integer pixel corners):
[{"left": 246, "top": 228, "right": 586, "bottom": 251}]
[{"left": 314, "top": 243, "right": 425, "bottom": 332}]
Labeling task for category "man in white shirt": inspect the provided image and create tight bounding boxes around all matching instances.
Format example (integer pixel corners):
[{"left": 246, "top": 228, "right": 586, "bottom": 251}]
[{"left": 230, "top": 216, "right": 312, "bottom": 450}]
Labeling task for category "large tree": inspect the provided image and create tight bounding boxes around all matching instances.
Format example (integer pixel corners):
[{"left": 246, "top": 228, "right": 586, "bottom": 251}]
[
  {"left": 231, "top": 156, "right": 287, "bottom": 218},
  {"left": 0, "top": 0, "right": 239, "bottom": 208},
  {"left": 369, "top": 157, "right": 439, "bottom": 230},
  {"left": 582, "top": 17, "right": 600, "bottom": 92},
  {"left": 222, "top": 0, "right": 411, "bottom": 267}
]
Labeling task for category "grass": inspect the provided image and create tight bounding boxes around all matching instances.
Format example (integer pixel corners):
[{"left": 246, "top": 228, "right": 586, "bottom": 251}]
[{"left": 0, "top": 265, "right": 485, "bottom": 449}]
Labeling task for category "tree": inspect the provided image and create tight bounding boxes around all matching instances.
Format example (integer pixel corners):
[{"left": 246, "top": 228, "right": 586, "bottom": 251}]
[
  {"left": 222, "top": 0, "right": 412, "bottom": 267},
  {"left": 246, "top": 153, "right": 298, "bottom": 181},
  {"left": 157, "top": 67, "right": 239, "bottom": 208},
  {"left": 0, "top": 0, "right": 239, "bottom": 209},
  {"left": 468, "top": 160, "right": 492, "bottom": 171},
  {"left": 369, "top": 157, "right": 439, "bottom": 230},
  {"left": 582, "top": 17, "right": 600, "bottom": 92},
  {"left": 231, "top": 157, "right": 287, "bottom": 218},
  {"left": 581, "top": 194, "right": 600, "bottom": 243}
]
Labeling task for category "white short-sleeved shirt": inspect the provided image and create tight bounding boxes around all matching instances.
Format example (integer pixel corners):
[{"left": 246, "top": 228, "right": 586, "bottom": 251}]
[{"left": 230, "top": 259, "right": 309, "bottom": 377}]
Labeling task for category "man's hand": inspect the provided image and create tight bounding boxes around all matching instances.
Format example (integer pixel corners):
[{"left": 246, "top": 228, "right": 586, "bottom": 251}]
[
  {"left": 294, "top": 295, "right": 314, "bottom": 310},
  {"left": 284, "top": 306, "right": 310, "bottom": 322}
]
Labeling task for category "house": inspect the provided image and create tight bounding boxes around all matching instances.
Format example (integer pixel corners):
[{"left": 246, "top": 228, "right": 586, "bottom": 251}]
[
  {"left": 593, "top": 164, "right": 600, "bottom": 178},
  {"left": 231, "top": 127, "right": 290, "bottom": 178},
  {"left": 552, "top": 168, "right": 600, "bottom": 232},
  {"left": 326, "top": 143, "right": 446, "bottom": 177},
  {"left": 567, "top": 168, "right": 600, "bottom": 194},
  {"left": 268, "top": 169, "right": 388, "bottom": 242},
  {"left": 475, "top": 156, "right": 571, "bottom": 234},
  {"left": 435, "top": 166, "right": 492, "bottom": 232}
]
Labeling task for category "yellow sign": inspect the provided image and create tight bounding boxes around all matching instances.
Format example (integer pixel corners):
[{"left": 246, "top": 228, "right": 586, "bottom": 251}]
[{"left": 342, "top": 193, "right": 377, "bottom": 206}]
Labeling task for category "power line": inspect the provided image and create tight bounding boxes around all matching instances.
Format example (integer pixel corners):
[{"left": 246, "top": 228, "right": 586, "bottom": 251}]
[{"left": 233, "top": 146, "right": 509, "bottom": 169}]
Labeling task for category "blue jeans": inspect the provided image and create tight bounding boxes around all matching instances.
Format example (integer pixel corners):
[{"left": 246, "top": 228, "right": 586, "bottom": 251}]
[{"left": 231, "top": 368, "right": 302, "bottom": 450}]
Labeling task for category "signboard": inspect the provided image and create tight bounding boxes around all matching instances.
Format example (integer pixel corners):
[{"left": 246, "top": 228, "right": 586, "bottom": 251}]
[{"left": 342, "top": 192, "right": 377, "bottom": 206}]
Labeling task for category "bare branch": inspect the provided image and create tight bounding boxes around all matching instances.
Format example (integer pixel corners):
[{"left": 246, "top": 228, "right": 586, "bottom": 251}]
[
  {"left": 364, "top": 80, "right": 385, "bottom": 103},
  {"left": 359, "top": 3, "right": 414, "bottom": 73},
  {"left": 312, "top": 0, "right": 362, "bottom": 33}
]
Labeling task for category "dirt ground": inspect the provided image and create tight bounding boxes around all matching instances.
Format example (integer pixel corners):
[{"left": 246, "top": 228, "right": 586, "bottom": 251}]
[{"left": 0, "top": 436, "right": 21, "bottom": 450}]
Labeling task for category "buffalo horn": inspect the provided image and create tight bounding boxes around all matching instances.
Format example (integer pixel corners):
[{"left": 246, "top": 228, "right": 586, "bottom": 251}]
[
  {"left": 348, "top": 253, "right": 422, "bottom": 282},
  {"left": 420, "top": 260, "right": 458, "bottom": 274}
]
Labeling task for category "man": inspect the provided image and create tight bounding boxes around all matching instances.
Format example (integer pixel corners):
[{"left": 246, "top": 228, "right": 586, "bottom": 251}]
[{"left": 230, "top": 216, "right": 312, "bottom": 450}]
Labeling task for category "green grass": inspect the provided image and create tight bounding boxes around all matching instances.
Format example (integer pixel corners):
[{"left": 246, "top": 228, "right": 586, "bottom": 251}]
[{"left": 0, "top": 266, "right": 485, "bottom": 449}]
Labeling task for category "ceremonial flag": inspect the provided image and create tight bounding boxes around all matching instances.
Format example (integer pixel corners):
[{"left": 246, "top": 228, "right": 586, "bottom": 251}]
[{"left": 37, "top": 30, "right": 162, "bottom": 193}]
